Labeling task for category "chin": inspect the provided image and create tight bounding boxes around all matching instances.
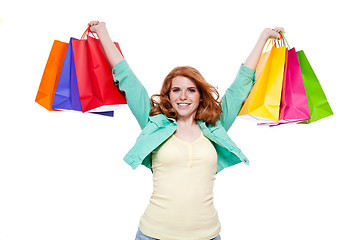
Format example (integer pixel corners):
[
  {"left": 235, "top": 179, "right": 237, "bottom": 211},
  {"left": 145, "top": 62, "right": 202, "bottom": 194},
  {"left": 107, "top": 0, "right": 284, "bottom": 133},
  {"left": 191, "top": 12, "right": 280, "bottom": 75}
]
[{"left": 176, "top": 110, "right": 196, "bottom": 119}]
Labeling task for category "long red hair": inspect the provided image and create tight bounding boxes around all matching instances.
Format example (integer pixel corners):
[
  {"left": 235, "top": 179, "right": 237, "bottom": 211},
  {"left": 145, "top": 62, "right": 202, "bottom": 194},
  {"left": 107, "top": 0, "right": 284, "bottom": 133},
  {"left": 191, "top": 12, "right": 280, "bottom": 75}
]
[{"left": 150, "top": 66, "right": 222, "bottom": 125}]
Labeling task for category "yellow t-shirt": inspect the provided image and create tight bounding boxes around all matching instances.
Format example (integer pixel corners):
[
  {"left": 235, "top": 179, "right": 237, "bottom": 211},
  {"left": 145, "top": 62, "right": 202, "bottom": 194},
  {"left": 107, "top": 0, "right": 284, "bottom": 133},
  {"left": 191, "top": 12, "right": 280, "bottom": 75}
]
[{"left": 139, "top": 132, "right": 221, "bottom": 240}]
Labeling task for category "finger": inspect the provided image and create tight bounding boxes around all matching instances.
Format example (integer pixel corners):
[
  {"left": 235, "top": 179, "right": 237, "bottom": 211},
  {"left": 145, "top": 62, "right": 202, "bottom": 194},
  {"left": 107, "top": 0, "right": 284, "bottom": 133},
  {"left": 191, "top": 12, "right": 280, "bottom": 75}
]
[
  {"left": 274, "top": 27, "right": 285, "bottom": 34},
  {"left": 270, "top": 29, "right": 280, "bottom": 39},
  {"left": 88, "top": 20, "right": 99, "bottom": 26}
]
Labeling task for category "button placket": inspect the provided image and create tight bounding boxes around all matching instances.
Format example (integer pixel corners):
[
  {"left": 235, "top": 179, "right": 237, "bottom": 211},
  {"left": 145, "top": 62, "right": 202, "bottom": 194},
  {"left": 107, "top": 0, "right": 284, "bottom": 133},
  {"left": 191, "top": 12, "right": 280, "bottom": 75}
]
[{"left": 188, "top": 144, "right": 194, "bottom": 168}]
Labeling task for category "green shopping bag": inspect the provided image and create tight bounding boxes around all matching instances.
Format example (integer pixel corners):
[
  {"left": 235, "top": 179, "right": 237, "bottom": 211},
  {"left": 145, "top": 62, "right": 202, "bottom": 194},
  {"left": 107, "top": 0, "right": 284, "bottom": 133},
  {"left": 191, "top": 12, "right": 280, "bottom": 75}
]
[{"left": 297, "top": 50, "right": 333, "bottom": 123}]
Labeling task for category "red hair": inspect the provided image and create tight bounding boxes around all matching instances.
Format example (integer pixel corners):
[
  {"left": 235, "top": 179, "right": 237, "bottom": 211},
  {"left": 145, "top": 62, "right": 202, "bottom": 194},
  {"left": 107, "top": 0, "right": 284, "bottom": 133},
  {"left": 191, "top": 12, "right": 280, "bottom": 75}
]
[{"left": 150, "top": 66, "right": 222, "bottom": 125}]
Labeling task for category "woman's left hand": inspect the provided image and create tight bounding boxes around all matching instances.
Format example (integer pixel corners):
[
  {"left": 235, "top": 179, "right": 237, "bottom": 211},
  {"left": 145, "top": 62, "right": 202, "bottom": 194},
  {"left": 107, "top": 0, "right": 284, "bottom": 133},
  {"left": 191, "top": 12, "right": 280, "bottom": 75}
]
[
  {"left": 243, "top": 27, "right": 285, "bottom": 69},
  {"left": 262, "top": 27, "right": 285, "bottom": 40}
]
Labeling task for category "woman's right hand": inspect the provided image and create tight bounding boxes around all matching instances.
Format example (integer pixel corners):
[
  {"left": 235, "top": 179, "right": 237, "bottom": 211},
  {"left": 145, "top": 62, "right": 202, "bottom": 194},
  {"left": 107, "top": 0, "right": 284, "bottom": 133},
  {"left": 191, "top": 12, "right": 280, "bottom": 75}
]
[
  {"left": 88, "top": 20, "right": 108, "bottom": 37},
  {"left": 87, "top": 20, "right": 124, "bottom": 68}
]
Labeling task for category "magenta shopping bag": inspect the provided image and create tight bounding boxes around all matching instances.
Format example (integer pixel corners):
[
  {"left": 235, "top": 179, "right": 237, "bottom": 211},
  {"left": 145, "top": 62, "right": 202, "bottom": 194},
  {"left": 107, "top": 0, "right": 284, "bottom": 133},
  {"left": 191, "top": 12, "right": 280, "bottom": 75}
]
[{"left": 280, "top": 47, "right": 310, "bottom": 122}]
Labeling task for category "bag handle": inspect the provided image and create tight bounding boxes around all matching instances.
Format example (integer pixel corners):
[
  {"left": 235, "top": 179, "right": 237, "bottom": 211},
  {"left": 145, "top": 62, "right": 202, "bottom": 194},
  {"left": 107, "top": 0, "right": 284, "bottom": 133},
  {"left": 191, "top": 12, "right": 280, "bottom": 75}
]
[
  {"left": 81, "top": 26, "right": 97, "bottom": 40},
  {"left": 274, "top": 32, "right": 284, "bottom": 48},
  {"left": 263, "top": 31, "right": 285, "bottom": 52},
  {"left": 263, "top": 39, "right": 274, "bottom": 53},
  {"left": 279, "top": 32, "right": 290, "bottom": 49}
]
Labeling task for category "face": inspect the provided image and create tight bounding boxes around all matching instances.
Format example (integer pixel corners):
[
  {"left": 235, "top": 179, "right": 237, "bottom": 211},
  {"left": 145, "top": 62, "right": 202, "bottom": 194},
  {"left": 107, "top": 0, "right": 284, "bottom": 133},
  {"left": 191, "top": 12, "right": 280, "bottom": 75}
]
[{"left": 169, "top": 76, "right": 201, "bottom": 121}]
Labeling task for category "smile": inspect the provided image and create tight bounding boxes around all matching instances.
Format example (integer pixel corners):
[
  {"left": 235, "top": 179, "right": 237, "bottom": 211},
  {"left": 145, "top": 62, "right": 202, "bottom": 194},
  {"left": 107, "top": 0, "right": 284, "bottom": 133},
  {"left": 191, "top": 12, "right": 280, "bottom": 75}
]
[{"left": 177, "top": 103, "right": 191, "bottom": 106}]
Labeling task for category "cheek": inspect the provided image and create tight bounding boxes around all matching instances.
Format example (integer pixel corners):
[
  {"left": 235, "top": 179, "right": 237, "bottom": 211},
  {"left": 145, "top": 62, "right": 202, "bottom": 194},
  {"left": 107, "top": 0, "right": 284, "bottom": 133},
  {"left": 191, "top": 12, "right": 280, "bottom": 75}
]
[
  {"left": 196, "top": 92, "right": 201, "bottom": 102},
  {"left": 193, "top": 94, "right": 201, "bottom": 107},
  {"left": 169, "top": 93, "right": 178, "bottom": 109},
  {"left": 169, "top": 92, "right": 176, "bottom": 103}
]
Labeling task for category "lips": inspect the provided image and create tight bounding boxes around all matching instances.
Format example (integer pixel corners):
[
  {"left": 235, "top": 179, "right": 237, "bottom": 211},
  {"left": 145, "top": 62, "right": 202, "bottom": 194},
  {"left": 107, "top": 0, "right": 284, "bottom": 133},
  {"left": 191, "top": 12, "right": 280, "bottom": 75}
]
[{"left": 176, "top": 103, "right": 191, "bottom": 109}]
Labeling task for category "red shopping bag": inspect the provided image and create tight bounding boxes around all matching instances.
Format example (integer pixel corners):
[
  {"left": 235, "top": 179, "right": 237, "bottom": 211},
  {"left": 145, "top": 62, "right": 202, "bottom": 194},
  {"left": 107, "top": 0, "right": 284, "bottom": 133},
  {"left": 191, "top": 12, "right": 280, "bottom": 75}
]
[{"left": 72, "top": 27, "right": 126, "bottom": 112}]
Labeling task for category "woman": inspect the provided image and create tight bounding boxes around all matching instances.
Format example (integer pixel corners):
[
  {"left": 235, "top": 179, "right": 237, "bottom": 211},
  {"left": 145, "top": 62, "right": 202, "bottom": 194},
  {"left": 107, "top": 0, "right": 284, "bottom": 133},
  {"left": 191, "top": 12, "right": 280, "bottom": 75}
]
[{"left": 89, "top": 21, "right": 283, "bottom": 240}]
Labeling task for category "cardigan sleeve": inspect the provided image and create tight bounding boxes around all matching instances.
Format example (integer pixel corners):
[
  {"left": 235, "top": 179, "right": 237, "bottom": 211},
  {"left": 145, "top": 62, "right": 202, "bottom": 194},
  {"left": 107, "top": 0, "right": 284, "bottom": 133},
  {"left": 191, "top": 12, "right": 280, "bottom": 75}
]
[
  {"left": 220, "top": 64, "right": 256, "bottom": 131},
  {"left": 112, "top": 60, "right": 152, "bottom": 130}
]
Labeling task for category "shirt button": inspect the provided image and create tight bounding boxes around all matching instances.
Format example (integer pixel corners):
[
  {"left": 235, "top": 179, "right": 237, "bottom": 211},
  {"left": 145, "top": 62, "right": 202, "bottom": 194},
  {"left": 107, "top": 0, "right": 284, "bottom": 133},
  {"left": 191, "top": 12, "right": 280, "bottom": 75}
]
[
  {"left": 244, "top": 159, "right": 247, "bottom": 162},
  {"left": 113, "top": 70, "right": 116, "bottom": 74}
]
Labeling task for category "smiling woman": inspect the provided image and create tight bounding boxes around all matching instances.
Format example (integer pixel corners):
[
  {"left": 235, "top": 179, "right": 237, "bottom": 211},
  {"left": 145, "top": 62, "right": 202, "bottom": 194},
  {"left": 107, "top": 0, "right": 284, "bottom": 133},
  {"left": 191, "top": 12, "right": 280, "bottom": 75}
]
[
  {"left": 150, "top": 66, "right": 222, "bottom": 126},
  {"left": 170, "top": 76, "right": 201, "bottom": 120},
  {"left": 88, "top": 20, "right": 283, "bottom": 240}
]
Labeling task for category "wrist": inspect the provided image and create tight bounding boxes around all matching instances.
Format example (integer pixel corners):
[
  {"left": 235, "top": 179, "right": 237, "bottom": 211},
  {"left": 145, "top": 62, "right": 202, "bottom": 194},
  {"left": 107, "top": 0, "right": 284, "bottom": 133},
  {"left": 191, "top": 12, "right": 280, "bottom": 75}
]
[
  {"left": 260, "top": 28, "right": 272, "bottom": 41},
  {"left": 96, "top": 26, "right": 109, "bottom": 38}
]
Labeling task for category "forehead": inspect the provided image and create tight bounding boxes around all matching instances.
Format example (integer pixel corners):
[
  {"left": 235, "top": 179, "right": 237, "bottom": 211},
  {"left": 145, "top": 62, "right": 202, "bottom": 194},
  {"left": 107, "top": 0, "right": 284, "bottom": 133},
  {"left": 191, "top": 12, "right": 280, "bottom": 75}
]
[{"left": 171, "top": 76, "right": 197, "bottom": 88}]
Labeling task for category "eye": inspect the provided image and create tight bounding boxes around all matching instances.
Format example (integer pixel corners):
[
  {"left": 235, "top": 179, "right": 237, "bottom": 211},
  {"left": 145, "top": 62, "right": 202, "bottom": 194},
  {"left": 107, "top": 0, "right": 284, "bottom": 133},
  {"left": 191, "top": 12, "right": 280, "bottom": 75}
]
[
  {"left": 172, "top": 88, "right": 180, "bottom": 92},
  {"left": 188, "top": 88, "right": 196, "bottom": 93}
]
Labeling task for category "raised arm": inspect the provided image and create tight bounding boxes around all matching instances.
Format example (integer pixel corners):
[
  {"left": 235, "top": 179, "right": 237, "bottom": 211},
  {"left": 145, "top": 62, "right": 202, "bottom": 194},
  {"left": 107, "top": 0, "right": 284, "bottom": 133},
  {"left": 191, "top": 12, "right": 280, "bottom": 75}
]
[
  {"left": 89, "top": 21, "right": 124, "bottom": 68},
  {"left": 243, "top": 27, "right": 284, "bottom": 70},
  {"left": 89, "top": 21, "right": 151, "bottom": 129},
  {"left": 220, "top": 27, "right": 284, "bottom": 130}
]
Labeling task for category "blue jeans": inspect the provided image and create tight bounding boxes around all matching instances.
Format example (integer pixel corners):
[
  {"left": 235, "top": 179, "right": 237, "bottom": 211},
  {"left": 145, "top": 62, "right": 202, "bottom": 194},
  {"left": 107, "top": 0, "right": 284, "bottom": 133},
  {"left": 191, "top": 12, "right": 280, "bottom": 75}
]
[{"left": 135, "top": 229, "right": 221, "bottom": 240}]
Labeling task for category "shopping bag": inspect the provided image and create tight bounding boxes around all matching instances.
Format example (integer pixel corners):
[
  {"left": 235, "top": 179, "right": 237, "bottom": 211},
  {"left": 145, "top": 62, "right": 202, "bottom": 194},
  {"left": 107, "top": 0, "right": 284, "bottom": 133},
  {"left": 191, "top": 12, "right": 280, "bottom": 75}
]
[
  {"left": 280, "top": 48, "right": 311, "bottom": 121},
  {"left": 238, "top": 41, "right": 286, "bottom": 122},
  {"left": 72, "top": 28, "right": 126, "bottom": 113},
  {"left": 238, "top": 45, "right": 270, "bottom": 119},
  {"left": 52, "top": 37, "right": 82, "bottom": 111},
  {"left": 52, "top": 38, "right": 114, "bottom": 117},
  {"left": 297, "top": 50, "right": 333, "bottom": 123},
  {"left": 35, "top": 40, "right": 68, "bottom": 111},
  {"left": 260, "top": 35, "right": 310, "bottom": 126}
]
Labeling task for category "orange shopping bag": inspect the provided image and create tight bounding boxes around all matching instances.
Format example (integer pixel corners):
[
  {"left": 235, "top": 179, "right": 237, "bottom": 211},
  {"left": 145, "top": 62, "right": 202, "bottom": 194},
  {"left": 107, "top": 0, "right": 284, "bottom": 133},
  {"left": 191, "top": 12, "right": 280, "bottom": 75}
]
[{"left": 35, "top": 40, "right": 68, "bottom": 111}]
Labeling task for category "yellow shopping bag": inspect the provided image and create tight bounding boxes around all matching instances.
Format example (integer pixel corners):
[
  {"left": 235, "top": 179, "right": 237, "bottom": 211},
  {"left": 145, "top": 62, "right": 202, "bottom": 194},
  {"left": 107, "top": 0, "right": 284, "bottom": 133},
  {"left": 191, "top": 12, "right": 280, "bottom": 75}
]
[
  {"left": 255, "top": 43, "right": 272, "bottom": 81},
  {"left": 238, "top": 43, "right": 286, "bottom": 122}
]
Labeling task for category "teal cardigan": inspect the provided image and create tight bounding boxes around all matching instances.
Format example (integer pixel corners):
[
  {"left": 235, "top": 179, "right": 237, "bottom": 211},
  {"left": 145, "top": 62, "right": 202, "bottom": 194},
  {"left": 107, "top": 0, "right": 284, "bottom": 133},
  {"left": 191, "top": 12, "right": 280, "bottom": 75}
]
[{"left": 112, "top": 60, "right": 255, "bottom": 174}]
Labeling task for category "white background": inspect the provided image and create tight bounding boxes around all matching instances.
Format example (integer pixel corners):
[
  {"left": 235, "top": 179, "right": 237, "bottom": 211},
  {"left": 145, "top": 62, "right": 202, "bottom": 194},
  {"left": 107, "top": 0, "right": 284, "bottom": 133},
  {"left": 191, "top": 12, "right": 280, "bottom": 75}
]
[{"left": 1, "top": 0, "right": 359, "bottom": 239}]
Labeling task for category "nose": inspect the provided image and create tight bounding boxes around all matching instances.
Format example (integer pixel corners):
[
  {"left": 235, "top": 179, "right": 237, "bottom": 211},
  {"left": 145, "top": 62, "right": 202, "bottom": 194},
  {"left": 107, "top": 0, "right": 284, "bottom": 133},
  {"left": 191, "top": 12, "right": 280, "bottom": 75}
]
[{"left": 180, "top": 91, "right": 187, "bottom": 100}]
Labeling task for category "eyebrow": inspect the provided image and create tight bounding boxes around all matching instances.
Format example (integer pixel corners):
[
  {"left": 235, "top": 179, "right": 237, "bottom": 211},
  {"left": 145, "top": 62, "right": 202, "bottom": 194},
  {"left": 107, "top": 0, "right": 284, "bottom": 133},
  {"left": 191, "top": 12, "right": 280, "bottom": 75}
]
[{"left": 171, "top": 86, "right": 197, "bottom": 89}]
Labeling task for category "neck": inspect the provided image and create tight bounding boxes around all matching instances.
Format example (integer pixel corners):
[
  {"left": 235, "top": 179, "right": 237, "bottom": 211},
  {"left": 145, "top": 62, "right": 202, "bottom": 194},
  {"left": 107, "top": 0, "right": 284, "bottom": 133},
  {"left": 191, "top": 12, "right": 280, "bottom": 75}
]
[{"left": 176, "top": 116, "right": 197, "bottom": 127}]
